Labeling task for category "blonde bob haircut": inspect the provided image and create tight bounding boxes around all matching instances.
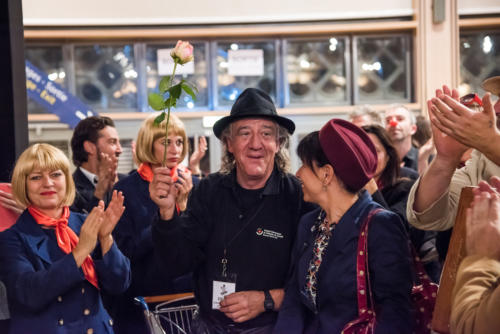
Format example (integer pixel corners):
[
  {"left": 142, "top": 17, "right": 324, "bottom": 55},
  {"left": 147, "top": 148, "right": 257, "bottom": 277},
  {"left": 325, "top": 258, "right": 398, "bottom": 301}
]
[
  {"left": 135, "top": 113, "right": 189, "bottom": 165},
  {"left": 11, "top": 143, "right": 75, "bottom": 208}
]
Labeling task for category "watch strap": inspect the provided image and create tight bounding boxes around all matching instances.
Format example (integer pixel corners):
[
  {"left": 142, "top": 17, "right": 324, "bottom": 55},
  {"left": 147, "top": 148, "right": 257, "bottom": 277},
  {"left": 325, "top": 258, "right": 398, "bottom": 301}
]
[{"left": 264, "top": 290, "right": 274, "bottom": 311}]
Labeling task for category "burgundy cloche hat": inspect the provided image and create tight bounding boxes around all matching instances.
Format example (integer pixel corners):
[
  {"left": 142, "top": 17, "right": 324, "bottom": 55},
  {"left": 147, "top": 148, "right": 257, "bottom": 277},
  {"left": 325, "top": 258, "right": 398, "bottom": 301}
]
[
  {"left": 213, "top": 88, "right": 295, "bottom": 139},
  {"left": 319, "top": 118, "right": 378, "bottom": 192}
]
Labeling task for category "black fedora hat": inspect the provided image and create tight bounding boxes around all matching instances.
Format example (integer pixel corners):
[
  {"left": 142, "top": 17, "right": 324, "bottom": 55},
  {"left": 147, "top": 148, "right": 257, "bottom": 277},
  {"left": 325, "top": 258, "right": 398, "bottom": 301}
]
[{"left": 213, "top": 88, "right": 295, "bottom": 139}]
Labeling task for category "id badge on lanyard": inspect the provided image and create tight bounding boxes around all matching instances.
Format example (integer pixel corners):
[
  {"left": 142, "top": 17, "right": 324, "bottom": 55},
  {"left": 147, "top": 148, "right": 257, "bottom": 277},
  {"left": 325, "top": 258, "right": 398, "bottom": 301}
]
[
  {"left": 212, "top": 275, "right": 237, "bottom": 309},
  {"left": 212, "top": 249, "right": 237, "bottom": 309},
  {"left": 212, "top": 196, "right": 265, "bottom": 309}
]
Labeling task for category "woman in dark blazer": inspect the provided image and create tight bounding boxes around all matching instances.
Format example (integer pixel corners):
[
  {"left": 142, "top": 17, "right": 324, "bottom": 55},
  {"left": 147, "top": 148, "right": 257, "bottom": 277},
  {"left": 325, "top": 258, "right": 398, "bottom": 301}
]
[
  {"left": 0, "top": 143, "right": 130, "bottom": 334},
  {"left": 362, "top": 125, "right": 440, "bottom": 282},
  {"left": 274, "top": 119, "right": 412, "bottom": 334},
  {"left": 110, "top": 113, "right": 202, "bottom": 333}
]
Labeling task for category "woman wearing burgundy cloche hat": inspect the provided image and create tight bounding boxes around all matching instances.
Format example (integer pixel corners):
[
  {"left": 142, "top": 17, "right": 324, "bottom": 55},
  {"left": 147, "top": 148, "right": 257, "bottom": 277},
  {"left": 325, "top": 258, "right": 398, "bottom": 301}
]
[{"left": 274, "top": 119, "right": 413, "bottom": 334}]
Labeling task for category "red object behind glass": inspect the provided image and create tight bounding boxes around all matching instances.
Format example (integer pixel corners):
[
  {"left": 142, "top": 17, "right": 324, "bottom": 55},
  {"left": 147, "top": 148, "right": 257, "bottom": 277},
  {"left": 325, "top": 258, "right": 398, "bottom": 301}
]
[{"left": 0, "top": 183, "right": 20, "bottom": 232}]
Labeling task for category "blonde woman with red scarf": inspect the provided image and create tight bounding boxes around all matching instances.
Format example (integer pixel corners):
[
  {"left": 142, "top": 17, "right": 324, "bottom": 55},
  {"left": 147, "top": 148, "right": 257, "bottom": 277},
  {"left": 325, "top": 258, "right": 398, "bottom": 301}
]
[
  {"left": 110, "top": 113, "right": 203, "bottom": 333},
  {"left": 0, "top": 143, "right": 130, "bottom": 334}
]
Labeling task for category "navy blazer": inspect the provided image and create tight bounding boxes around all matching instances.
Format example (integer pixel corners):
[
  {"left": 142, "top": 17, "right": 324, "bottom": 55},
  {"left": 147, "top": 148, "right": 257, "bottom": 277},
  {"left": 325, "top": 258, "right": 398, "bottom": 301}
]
[
  {"left": 0, "top": 210, "right": 131, "bottom": 334},
  {"left": 108, "top": 171, "right": 196, "bottom": 333},
  {"left": 274, "top": 191, "right": 412, "bottom": 334},
  {"left": 113, "top": 171, "right": 198, "bottom": 296}
]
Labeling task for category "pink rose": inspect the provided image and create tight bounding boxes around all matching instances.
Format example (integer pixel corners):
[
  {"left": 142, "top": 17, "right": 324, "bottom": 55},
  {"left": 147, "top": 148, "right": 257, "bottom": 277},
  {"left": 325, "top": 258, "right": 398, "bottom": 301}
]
[{"left": 171, "top": 40, "right": 194, "bottom": 65}]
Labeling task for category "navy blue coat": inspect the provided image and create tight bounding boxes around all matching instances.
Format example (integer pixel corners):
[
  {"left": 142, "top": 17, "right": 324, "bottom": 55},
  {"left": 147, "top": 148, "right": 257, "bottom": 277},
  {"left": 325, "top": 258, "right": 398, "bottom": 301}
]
[
  {"left": 0, "top": 210, "right": 131, "bottom": 334},
  {"left": 274, "top": 191, "right": 413, "bottom": 334},
  {"left": 109, "top": 171, "right": 196, "bottom": 333},
  {"left": 112, "top": 171, "right": 198, "bottom": 296}
]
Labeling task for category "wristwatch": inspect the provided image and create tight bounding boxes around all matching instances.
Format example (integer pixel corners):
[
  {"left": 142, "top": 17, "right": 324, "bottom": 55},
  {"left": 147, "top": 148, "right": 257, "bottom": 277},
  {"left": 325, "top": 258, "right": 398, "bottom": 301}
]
[{"left": 264, "top": 290, "right": 275, "bottom": 312}]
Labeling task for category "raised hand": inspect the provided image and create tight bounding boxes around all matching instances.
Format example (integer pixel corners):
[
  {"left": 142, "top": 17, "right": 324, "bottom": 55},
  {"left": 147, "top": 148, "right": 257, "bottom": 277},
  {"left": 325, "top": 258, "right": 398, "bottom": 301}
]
[
  {"left": 466, "top": 185, "right": 500, "bottom": 260},
  {"left": 149, "top": 166, "right": 177, "bottom": 220},
  {"left": 94, "top": 152, "right": 118, "bottom": 200},
  {"left": 188, "top": 136, "right": 207, "bottom": 175},
  {"left": 427, "top": 87, "right": 469, "bottom": 166},
  {"left": 175, "top": 172, "right": 193, "bottom": 212},
  {"left": 431, "top": 89, "right": 499, "bottom": 154},
  {"left": 72, "top": 204, "right": 104, "bottom": 266},
  {"left": 417, "top": 137, "right": 436, "bottom": 174},
  {"left": 99, "top": 191, "right": 125, "bottom": 239},
  {"left": 0, "top": 185, "right": 24, "bottom": 215},
  {"left": 473, "top": 176, "right": 500, "bottom": 197}
]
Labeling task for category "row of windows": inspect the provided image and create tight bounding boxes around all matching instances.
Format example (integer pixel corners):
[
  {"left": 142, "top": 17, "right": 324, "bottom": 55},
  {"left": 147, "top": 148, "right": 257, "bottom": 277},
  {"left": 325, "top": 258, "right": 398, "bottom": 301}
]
[
  {"left": 25, "top": 30, "right": 500, "bottom": 115},
  {"left": 25, "top": 34, "right": 412, "bottom": 114},
  {"left": 460, "top": 31, "right": 500, "bottom": 95}
]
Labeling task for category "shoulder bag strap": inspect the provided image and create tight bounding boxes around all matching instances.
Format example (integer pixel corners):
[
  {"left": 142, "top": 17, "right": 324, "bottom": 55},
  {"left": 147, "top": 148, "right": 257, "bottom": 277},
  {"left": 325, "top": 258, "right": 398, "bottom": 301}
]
[{"left": 356, "top": 208, "right": 384, "bottom": 316}]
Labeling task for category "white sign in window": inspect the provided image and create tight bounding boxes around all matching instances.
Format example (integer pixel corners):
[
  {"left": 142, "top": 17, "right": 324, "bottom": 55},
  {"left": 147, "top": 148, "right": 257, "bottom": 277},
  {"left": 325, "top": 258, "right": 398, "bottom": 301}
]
[
  {"left": 157, "top": 48, "right": 195, "bottom": 76},
  {"left": 227, "top": 49, "right": 264, "bottom": 76}
]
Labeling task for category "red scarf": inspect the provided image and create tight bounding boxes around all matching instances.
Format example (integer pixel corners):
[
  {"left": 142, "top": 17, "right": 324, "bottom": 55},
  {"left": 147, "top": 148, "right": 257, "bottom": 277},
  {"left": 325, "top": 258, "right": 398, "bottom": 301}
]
[
  {"left": 137, "top": 163, "right": 191, "bottom": 214},
  {"left": 28, "top": 206, "right": 99, "bottom": 289},
  {"left": 137, "top": 163, "right": 154, "bottom": 183},
  {"left": 138, "top": 163, "right": 190, "bottom": 183}
]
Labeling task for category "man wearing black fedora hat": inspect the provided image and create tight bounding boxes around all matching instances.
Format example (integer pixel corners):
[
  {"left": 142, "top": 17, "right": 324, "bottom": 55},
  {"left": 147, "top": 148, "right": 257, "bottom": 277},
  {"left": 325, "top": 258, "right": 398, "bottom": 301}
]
[
  {"left": 407, "top": 77, "right": 500, "bottom": 232},
  {"left": 149, "top": 88, "right": 313, "bottom": 333}
]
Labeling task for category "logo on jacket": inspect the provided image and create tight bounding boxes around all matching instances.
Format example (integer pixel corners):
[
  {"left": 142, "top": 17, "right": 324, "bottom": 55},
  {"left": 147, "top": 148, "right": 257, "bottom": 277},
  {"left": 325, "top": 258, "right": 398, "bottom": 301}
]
[{"left": 256, "top": 228, "right": 283, "bottom": 239}]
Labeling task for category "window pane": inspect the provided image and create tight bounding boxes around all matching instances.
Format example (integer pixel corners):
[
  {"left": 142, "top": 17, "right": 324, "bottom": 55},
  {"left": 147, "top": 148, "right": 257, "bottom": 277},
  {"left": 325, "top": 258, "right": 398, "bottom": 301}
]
[
  {"left": 216, "top": 41, "right": 277, "bottom": 107},
  {"left": 355, "top": 35, "right": 411, "bottom": 103},
  {"left": 74, "top": 45, "right": 138, "bottom": 110},
  {"left": 460, "top": 31, "right": 500, "bottom": 96},
  {"left": 286, "top": 37, "right": 348, "bottom": 105},
  {"left": 146, "top": 42, "right": 209, "bottom": 109},
  {"left": 25, "top": 46, "right": 66, "bottom": 114}
]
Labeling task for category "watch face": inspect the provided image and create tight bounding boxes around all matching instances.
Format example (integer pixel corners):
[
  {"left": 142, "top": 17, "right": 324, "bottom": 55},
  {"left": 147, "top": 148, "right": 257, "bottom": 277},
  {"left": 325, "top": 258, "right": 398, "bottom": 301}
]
[
  {"left": 265, "top": 299, "right": 274, "bottom": 311},
  {"left": 264, "top": 292, "right": 274, "bottom": 311}
]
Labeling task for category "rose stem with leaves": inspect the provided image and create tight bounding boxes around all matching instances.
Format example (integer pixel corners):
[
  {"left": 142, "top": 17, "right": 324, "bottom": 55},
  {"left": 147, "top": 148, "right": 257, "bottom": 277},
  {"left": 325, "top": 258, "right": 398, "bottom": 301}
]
[{"left": 162, "top": 59, "right": 178, "bottom": 166}]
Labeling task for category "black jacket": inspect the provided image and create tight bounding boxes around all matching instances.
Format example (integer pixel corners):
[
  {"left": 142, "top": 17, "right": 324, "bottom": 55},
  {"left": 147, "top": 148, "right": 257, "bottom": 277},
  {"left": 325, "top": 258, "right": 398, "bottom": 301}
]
[
  {"left": 153, "top": 167, "right": 315, "bottom": 329},
  {"left": 71, "top": 167, "right": 126, "bottom": 214}
]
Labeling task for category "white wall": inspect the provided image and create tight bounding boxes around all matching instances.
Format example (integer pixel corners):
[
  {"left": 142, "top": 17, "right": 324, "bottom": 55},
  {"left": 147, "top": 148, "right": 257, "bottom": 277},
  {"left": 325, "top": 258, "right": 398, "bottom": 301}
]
[
  {"left": 22, "top": 0, "right": 413, "bottom": 26},
  {"left": 458, "top": 0, "right": 500, "bottom": 15}
]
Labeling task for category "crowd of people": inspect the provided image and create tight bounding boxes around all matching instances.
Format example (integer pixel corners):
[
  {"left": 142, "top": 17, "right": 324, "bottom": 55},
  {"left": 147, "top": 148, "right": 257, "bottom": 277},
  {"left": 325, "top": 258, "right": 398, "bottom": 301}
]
[{"left": 0, "top": 75, "right": 498, "bottom": 333}]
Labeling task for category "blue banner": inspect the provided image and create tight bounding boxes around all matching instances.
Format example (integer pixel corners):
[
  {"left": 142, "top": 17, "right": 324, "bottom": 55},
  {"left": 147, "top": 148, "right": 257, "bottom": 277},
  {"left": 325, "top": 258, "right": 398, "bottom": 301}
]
[{"left": 25, "top": 60, "right": 98, "bottom": 128}]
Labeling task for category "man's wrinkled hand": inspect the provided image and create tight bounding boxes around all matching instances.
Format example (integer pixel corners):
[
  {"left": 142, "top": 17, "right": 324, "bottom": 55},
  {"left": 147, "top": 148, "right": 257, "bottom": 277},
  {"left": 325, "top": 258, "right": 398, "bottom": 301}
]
[
  {"left": 430, "top": 89, "right": 499, "bottom": 156},
  {"left": 219, "top": 290, "right": 265, "bottom": 323}
]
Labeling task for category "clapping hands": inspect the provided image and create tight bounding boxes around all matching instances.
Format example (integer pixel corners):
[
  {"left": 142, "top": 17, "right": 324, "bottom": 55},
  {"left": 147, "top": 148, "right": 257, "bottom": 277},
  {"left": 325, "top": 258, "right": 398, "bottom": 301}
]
[
  {"left": 73, "top": 191, "right": 125, "bottom": 265},
  {"left": 94, "top": 152, "right": 119, "bottom": 200},
  {"left": 188, "top": 136, "right": 207, "bottom": 176},
  {"left": 466, "top": 177, "right": 500, "bottom": 259}
]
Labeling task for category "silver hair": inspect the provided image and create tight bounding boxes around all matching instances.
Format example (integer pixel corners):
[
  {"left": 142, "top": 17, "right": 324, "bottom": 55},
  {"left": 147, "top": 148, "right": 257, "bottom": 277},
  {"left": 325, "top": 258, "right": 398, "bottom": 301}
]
[
  {"left": 385, "top": 104, "right": 416, "bottom": 124},
  {"left": 219, "top": 121, "right": 291, "bottom": 174},
  {"left": 349, "top": 104, "right": 383, "bottom": 127}
]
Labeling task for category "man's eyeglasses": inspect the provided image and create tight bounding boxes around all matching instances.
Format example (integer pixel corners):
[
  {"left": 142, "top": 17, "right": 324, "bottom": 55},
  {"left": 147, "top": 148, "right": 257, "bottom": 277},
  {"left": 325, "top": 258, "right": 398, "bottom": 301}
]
[{"left": 460, "top": 93, "right": 483, "bottom": 110}]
